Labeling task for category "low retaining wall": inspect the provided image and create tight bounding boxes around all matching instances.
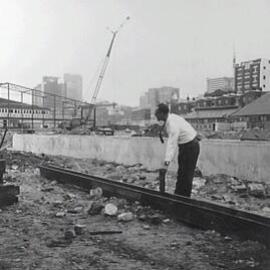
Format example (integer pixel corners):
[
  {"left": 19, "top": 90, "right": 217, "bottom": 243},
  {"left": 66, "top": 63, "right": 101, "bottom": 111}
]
[{"left": 12, "top": 134, "right": 270, "bottom": 183}]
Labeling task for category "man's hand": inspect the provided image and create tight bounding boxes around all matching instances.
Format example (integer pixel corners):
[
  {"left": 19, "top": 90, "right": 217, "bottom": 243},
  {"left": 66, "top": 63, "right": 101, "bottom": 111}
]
[{"left": 161, "top": 161, "right": 170, "bottom": 171}]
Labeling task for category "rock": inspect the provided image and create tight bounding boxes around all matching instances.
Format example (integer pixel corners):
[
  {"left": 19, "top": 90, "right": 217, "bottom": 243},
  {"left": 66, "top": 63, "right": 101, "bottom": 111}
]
[
  {"left": 68, "top": 206, "right": 83, "bottom": 214},
  {"left": 41, "top": 187, "right": 54, "bottom": 192},
  {"left": 64, "top": 193, "right": 76, "bottom": 200},
  {"left": 121, "top": 176, "right": 128, "bottom": 182},
  {"left": 224, "top": 236, "right": 232, "bottom": 242},
  {"left": 211, "top": 194, "right": 223, "bottom": 200},
  {"left": 138, "top": 174, "right": 146, "bottom": 180},
  {"left": 116, "top": 198, "right": 128, "bottom": 208},
  {"left": 148, "top": 214, "right": 163, "bottom": 225},
  {"left": 53, "top": 200, "right": 63, "bottom": 206},
  {"left": 222, "top": 195, "right": 235, "bottom": 204},
  {"left": 64, "top": 229, "right": 76, "bottom": 240},
  {"left": 11, "top": 164, "right": 19, "bottom": 170},
  {"left": 87, "top": 201, "right": 104, "bottom": 215},
  {"left": 231, "top": 184, "right": 247, "bottom": 193},
  {"left": 55, "top": 211, "right": 66, "bottom": 217},
  {"left": 89, "top": 187, "right": 103, "bottom": 200},
  {"left": 248, "top": 183, "right": 266, "bottom": 198},
  {"left": 262, "top": 206, "right": 270, "bottom": 213},
  {"left": 229, "top": 177, "right": 240, "bottom": 185},
  {"left": 131, "top": 175, "right": 140, "bottom": 182},
  {"left": 193, "top": 177, "right": 206, "bottom": 190},
  {"left": 105, "top": 164, "right": 113, "bottom": 170},
  {"left": 117, "top": 212, "right": 134, "bottom": 222},
  {"left": 104, "top": 203, "right": 118, "bottom": 216},
  {"left": 163, "top": 218, "right": 170, "bottom": 224},
  {"left": 74, "top": 224, "right": 86, "bottom": 235},
  {"left": 143, "top": 225, "right": 150, "bottom": 230},
  {"left": 116, "top": 165, "right": 125, "bottom": 172},
  {"left": 74, "top": 206, "right": 83, "bottom": 212},
  {"left": 138, "top": 214, "right": 147, "bottom": 221}
]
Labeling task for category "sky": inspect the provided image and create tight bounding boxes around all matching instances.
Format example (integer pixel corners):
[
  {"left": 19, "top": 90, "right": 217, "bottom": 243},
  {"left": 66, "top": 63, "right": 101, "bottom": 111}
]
[{"left": 1, "top": 0, "right": 270, "bottom": 106}]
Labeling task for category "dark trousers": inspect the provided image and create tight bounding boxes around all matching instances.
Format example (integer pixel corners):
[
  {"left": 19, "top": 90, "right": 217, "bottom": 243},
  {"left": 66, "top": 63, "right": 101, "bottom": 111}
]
[{"left": 175, "top": 138, "right": 200, "bottom": 197}]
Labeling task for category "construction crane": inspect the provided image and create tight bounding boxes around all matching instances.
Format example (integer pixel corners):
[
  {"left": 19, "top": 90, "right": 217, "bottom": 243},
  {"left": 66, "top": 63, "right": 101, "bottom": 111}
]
[{"left": 72, "top": 16, "right": 130, "bottom": 129}]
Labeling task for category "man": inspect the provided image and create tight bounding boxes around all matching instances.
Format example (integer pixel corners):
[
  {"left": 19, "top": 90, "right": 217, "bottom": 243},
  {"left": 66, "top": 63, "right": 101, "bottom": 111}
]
[{"left": 155, "top": 103, "right": 200, "bottom": 197}]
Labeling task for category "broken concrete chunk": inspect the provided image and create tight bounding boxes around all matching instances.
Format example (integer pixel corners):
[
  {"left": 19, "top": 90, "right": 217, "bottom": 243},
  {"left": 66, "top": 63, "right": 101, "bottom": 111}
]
[
  {"left": 55, "top": 211, "right": 66, "bottom": 217},
  {"left": 104, "top": 203, "right": 118, "bottom": 216},
  {"left": 74, "top": 224, "right": 86, "bottom": 235},
  {"left": 53, "top": 200, "right": 63, "bottom": 206},
  {"left": 11, "top": 164, "right": 19, "bottom": 170},
  {"left": 89, "top": 187, "right": 103, "bottom": 200},
  {"left": 116, "top": 165, "right": 125, "bottom": 172},
  {"left": 231, "top": 184, "right": 247, "bottom": 193},
  {"left": 248, "top": 183, "right": 266, "bottom": 198},
  {"left": 163, "top": 218, "right": 170, "bottom": 224},
  {"left": 65, "top": 193, "right": 76, "bottom": 200},
  {"left": 193, "top": 177, "right": 206, "bottom": 190},
  {"left": 262, "top": 206, "right": 270, "bottom": 213},
  {"left": 68, "top": 206, "right": 83, "bottom": 214},
  {"left": 117, "top": 212, "right": 134, "bottom": 222},
  {"left": 138, "top": 174, "right": 146, "bottom": 180},
  {"left": 87, "top": 201, "right": 104, "bottom": 215}
]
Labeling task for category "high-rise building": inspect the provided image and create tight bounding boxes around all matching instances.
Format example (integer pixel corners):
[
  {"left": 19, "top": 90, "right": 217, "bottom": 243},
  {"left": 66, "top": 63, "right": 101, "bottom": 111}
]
[
  {"left": 64, "top": 74, "right": 83, "bottom": 101},
  {"left": 42, "top": 76, "right": 61, "bottom": 109},
  {"left": 33, "top": 84, "right": 43, "bottom": 107},
  {"left": 206, "top": 77, "right": 234, "bottom": 93},
  {"left": 140, "top": 86, "right": 179, "bottom": 117},
  {"left": 234, "top": 58, "right": 270, "bottom": 92}
]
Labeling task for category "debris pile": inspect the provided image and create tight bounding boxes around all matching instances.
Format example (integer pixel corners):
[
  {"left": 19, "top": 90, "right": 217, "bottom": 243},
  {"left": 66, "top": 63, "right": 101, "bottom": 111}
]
[{"left": 0, "top": 150, "right": 268, "bottom": 269}]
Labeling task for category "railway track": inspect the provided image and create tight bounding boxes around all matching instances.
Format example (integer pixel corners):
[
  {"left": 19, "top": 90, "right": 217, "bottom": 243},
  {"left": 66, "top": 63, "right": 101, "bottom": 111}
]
[{"left": 39, "top": 164, "right": 270, "bottom": 247}]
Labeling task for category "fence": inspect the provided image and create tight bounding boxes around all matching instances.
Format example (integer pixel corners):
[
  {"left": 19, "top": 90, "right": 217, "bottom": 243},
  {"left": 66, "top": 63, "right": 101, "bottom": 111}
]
[{"left": 0, "top": 82, "right": 92, "bottom": 130}]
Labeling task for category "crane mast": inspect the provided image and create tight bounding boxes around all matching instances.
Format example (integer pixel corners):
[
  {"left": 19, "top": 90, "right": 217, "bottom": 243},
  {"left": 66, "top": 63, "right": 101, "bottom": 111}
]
[{"left": 85, "top": 17, "right": 130, "bottom": 122}]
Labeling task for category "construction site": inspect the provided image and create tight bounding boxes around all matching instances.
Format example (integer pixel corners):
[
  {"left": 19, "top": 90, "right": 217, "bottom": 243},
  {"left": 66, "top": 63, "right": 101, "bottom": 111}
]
[{"left": 1, "top": 1, "right": 270, "bottom": 270}]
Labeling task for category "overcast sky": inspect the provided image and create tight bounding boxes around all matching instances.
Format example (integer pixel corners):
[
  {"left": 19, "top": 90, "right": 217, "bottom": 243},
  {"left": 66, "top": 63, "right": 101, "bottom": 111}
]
[{"left": 1, "top": 0, "right": 270, "bottom": 106}]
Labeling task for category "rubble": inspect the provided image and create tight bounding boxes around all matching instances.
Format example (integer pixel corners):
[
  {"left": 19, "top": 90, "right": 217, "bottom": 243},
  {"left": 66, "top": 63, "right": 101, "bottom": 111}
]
[
  {"left": 89, "top": 187, "right": 103, "bottom": 200},
  {"left": 104, "top": 203, "right": 118, "bottom": 216},
  {"left": 0, "top": 151, "right": 269, "bottom": 269},
  {"left": 117, "top": 212, "right": 134, "bottom": 222},
  {"left": 248, "top": 183, "right": 266, "bottom": 198},
  {"left": 87, "top": 201, "right": 104, "bottom": 215},
  {"left": 55, "top": 211, "right": 66, "bottom": 217},
  {"left": 74, "top": 224, "right": 86, "bottom": 235}
]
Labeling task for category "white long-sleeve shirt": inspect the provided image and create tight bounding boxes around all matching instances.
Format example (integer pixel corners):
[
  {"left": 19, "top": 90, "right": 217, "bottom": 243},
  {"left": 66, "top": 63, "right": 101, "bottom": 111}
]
[{"left": 164, "top": 113, "right": 197, "bottom": 162}]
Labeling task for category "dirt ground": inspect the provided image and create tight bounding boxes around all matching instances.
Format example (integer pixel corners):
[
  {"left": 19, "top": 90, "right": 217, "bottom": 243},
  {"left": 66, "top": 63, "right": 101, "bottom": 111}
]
[{"left": 0, "top": 151, "right": 269, "bottom": 270}]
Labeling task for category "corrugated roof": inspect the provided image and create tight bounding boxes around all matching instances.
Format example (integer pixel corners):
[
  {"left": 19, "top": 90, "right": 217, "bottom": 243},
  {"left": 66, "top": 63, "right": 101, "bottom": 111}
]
[
  {"left": 184, "top": 108, "right": 237, "bottom": 119},
  {"left": 232, "top": 91, "right": 270, "bottom": 117}
]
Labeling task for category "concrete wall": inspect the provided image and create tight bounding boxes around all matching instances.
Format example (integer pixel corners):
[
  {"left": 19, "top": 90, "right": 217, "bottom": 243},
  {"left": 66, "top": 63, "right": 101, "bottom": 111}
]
[{"left": 12, "top": 134, "right": 270, "bottom": 183}]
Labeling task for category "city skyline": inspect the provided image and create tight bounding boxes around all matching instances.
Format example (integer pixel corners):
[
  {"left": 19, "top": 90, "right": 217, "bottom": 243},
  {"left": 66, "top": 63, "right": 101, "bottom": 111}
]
[{"left": 1, "top": 0, "right": 270, "bottom": 106}]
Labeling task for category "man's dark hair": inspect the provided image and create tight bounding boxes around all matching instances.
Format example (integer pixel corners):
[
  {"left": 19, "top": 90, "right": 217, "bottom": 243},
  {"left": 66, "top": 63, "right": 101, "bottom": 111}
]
[{"left": 156, "top": 103, "right": 169, "bottom": 114}]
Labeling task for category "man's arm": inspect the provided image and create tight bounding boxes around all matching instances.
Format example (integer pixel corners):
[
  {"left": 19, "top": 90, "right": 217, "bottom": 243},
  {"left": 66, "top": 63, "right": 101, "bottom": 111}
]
[{"left": 164, "top": 123, "right": 180, "bottom": 163}]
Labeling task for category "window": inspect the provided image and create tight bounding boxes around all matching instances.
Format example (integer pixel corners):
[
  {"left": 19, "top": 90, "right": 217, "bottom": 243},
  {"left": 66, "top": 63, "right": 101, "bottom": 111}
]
[
  {"left": 263, "top": 85, "right": 266, "bottom": 88},
  {"left": 263, "top": 75, "right": 266, "bottom": 80},
  {"left": 263, "top": 66, "right": 266, "bottom": 69}
]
